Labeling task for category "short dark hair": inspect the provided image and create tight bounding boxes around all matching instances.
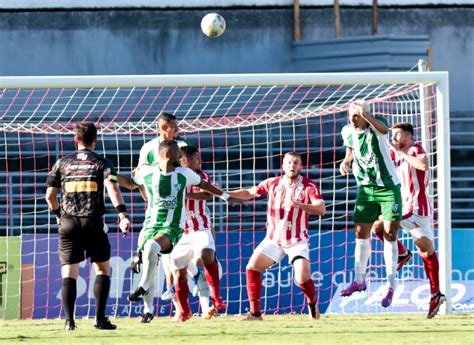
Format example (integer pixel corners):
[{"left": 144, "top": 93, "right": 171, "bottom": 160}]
[
  {"left": 284, "top": 151, "right": 302, "bottom": 161},
  {"left": 75, "top": 122, "right": 97, "bottom": 146},
  {"left": 157, "top": 112, "right": 177, "bottom": 124},
  {"left": 393, "top": 122, "right": 414, "bottom": 136},
  {"left": 158, "top": 139, "right": 178, "bottom": 154},
  {"left": 180, "top": 146, "right": 199, "bottom": 159}
]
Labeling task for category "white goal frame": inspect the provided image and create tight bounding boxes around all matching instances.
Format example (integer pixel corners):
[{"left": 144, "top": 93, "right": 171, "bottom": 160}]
[{"left": 0, "top": 71, "right": 451, "bottom": 313}]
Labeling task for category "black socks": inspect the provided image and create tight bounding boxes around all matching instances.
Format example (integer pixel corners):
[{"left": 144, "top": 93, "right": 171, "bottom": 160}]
[{"left": 94, "top": 274, "right": 111, "bottom": 321}]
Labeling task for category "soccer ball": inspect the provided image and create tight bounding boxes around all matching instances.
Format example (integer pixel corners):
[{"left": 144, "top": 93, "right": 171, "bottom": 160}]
[{"left": 200, "top": 13, "right": 226, "bottom": 38}]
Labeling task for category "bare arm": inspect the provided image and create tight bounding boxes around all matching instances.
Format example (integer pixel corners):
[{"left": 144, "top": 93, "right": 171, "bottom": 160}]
[
  {"left": 45, "top": 187, "right": 60, "bottom": 210},
  {"left": 116, "top": 174, "right": 138, "bottom": 191},
  {"left": 340, "top": 147, "right": 354, "bottom": 176},
  {"left": 287, "top": 199, "right": 326, "bottom": 216},
  {"left": 361, "top": 113, "right": 389, "bottom": 134},
  {"left": 45, "top": 187, "right": 61, "bottom": 223},
  {"left": 226, "top": 188, "right": 257, "bottom": 201},
  {"left": 104, "top": 179, "right": 130, "bottom": 235},
  {"left": 116, "top": 173, "right": 148, "bottom": 202},
  {"left": 404, "top": 153, "right": 429, "bottom": 171},
  {"left": 391, "top": 144, "right": 429, "bottom": 171},
  {"left": 198, "top": 180, "right": 244, "bottom": 204},
  {"left": 187, "top": 191, "right": 212, "bottom": 201},
  {"left": 198, "top": 180, "right": 224, "bottom": 197},
  {"left": 137, "top": 185, "right": 148, "bottom": 202}
]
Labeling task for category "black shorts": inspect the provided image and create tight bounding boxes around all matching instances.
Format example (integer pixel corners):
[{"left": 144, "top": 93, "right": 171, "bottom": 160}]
[{"left": 58, "top": 215, "right": 111, "bottom": 265}]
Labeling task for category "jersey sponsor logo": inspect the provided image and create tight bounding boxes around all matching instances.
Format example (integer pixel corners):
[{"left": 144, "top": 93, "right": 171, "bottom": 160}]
[
  {"left": 66, "top": 163, "right": 98, "bottom": 171},
  {"left": 156, "top": 196, "right": 178, "bottom": 209},
  {"left": 358, "top": 152, "right": 378, "bottom": 168},
  {"left": 77, "top": 153, "right": 88, "bottom": 160},
  {"left": 65, "top": 160, "right": 100, "bottom": 172},
  {"left": 65, "top": 181, "right": 98, "bottom": 193}
]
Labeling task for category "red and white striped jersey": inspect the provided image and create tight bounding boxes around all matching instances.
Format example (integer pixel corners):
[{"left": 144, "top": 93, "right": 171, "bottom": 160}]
[
  {"left": 392, "top": 143, "right": 433, "bottom": 218},
  {"left": 184, "top": 170, "right": 212, "bottom": 234},
  {"left": 251, "top": 175, "right": 324, "bottom": 246}
]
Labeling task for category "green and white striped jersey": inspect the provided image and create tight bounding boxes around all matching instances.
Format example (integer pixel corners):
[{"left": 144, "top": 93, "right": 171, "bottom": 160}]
[
  {"left": 138, "top": 136, "right": 188, "bottom": 167},
  {"left": 341, "top": 117, "right": 399, "bottom": 187},
  {"left": 133, "top": 165, "right": 202, "bottom": 231}
]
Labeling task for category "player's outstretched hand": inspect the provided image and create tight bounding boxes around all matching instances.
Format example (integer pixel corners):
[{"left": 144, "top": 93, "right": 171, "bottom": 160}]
[
  {"left": 339, "top": 159, "right": 351, "bottom": 176},
  {"left": 131, "top": 251, "right": 142, "bottom": 274},
  {"left": 227, "top": 196, "right": 246, "bottom": 206},
  {"left": 119, "top": 216, "right": 131, "bottom": 237}
]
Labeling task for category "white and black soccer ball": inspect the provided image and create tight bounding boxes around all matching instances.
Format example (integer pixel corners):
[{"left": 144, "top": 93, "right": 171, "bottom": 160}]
[{"left": 200, "top": 13, "right": 226, "bottom": 38}]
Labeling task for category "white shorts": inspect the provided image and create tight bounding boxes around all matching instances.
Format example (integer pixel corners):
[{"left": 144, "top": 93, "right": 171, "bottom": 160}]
[
  {"left": 254, "top": 237, "right": 310, "bottom": 264},
  {"left": 170, "top": 229, "right": 215, "bottom": 270},
  {"left": 400, "top": 214, "right": 434, "bottom": 241}
]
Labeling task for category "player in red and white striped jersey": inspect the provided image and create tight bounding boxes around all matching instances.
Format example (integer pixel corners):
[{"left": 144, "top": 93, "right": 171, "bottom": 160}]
[
  {"left": 228, "top": 152, "right": 326, "bottom": 320},
  {"left": 184, "top": 169, "right": 212, "bottom": 235},
  {"left": 373, "top": 122, "right": 445, "bottom": 318},
  {"left": 169, "top": 146, "right": 227, "bottom": 320}
]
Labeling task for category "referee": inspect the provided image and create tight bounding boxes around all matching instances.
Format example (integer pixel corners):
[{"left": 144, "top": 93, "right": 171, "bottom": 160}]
[{"left": 46, "top": 122, "right": 130, "bottom": 331}]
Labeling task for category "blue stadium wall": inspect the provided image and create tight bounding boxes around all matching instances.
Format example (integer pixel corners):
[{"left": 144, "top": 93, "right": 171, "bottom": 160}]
[{"left": 0, "top": 6, "right": 472, "bottom": 113}]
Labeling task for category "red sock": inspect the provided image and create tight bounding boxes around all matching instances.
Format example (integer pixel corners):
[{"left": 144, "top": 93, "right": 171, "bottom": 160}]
[
  {"left": 374, "top": 230, "right": 407, "bottom": 255},
  {"left": 246, "top": 269, "right": 262, "bottom": 314},
  {"left": 175, "top": 279, "right": 191, "bottom": 317},
  {"left": 422, "top": 252, "right": 440, "bottom": 295},
  {"left": 299, "top": 279, "right": 317, "bottom": 304},
  {"left": 204, "top": 260, "right": 221, "bottom": 301}
]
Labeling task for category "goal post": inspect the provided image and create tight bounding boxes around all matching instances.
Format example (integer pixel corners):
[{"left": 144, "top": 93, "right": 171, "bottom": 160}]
[{"left": 0, "top": 71, "right": 451, "bottom": 318}]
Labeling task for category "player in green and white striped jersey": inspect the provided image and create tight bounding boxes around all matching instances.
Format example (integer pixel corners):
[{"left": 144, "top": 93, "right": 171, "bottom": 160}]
[
  {"left": 339, "top": 100, "right": 402, "bottom": 308},
  {"left": 125, "top": 140, "right": 239, "bottom": 322},
  {"left": 136, "top": 112, "right": 188, "bottom": 321},
  {"left": 138, "top": 112, "right": 189, "bottom": 167}
]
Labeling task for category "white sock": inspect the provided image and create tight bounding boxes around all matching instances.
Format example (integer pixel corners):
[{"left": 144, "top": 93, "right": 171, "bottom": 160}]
[
  {"left": 384, "top": 240, "right": 398, "bottom": 288},
  {"left": 354, "top": 238, "right": 371, "bottom": 283},
  {"left": 139, "top": 240, "right": 161, "bottom": 290},
  {"left": 172, "top": 297, "right": 181, "bottom": 315},
  {"left": 143, "top": 266, "right": 156, "bottom": 314},
  {"left": 187, "top": 259, "right": 198, "bottom": 278},
  {"left": 199, "top": 296, "right": 210, "bottom": 313}
]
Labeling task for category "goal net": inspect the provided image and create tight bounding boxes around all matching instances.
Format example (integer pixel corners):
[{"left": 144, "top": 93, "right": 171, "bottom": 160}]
[{"left": 0, "top": 73, "right": 451, "bottom": 319}]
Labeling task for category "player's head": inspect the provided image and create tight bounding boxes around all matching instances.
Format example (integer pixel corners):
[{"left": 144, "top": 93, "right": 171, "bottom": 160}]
[
  {"left": 348, "top": 100, "right": 371, "bottom": 129},
  {"left": 282, "top": 152, "right": 303, "bottom": 179},
  {"left": 180, "top": 146, "right": 201, "bottom": 172},
  {"left": 74, "top": 122, "right": 97, "bottom": 148},
  {"left": 392, "top": 122, "right": 414, "bottom": 150},
  {"left": 157, "top": 112, "right": 179, "bottom": 140},
  {"left": 159, "top": 139, "right": 180, "bottom": 166}
]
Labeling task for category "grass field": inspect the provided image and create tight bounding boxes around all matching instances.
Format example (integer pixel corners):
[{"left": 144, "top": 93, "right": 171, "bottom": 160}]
[{"left": 1, "top": 313, "right": 473, "bottom": 345}]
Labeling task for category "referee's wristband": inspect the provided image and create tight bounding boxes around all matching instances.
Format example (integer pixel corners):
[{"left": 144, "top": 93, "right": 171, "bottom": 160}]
[
  {"left": 219, "top": 192, "right": 230, "bottom": 202},
  {"left": 115, "top": 204, "right": 127, "bottom": 214},
  {"left": 51, "top": 207, "right": 61, "bottom": 217}
]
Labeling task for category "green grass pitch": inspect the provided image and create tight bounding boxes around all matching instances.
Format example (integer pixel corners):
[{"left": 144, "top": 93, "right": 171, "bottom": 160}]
[{"left": 1, "top": 314, "right": 473, "bottom": 345}]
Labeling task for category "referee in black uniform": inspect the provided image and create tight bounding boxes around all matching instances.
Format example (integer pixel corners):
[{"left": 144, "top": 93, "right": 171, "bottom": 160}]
[{"left": 46, "top": 122, "right": 130, "bottom": 331}]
